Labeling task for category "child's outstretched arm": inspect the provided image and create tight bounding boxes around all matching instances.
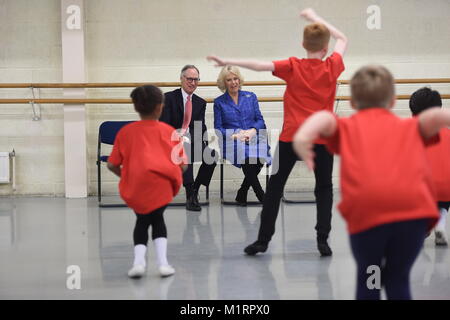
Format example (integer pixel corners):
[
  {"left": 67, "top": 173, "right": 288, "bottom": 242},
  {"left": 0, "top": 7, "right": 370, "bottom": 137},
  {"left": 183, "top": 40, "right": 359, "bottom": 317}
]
[
  {"left": 418, "top": 108, "right": 450, "bottom": 139},
  {"left": 300, "top": 8, "right": 348, "bottom": 57},
  {"left": 107, "top": 162, "right": 121, "bottom": 177},
  {"left": 207, "top": 55, "right": 275, "bottom": 72},
  {"left": 293, "top": 111, "right": 337, "bottom": 170}
]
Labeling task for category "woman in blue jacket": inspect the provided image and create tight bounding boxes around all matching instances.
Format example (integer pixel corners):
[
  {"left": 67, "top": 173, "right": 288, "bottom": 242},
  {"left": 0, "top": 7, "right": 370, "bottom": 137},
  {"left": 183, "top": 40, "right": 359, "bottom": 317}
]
[{"left": 213, "top": 66, "right": 272, "bottom": 205}]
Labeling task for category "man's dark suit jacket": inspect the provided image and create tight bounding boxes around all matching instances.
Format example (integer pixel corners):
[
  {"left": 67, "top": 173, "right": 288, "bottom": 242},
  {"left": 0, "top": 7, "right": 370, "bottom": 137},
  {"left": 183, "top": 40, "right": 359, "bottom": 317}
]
[
  {"left": 159, "top": 89, "right": 207, "bottom": 166},
  {"left": 159, "top": 88, "right": 207, "bottom": 149},
  {"left": 159, "top": 89, "right": 216, "bottom": 189}
]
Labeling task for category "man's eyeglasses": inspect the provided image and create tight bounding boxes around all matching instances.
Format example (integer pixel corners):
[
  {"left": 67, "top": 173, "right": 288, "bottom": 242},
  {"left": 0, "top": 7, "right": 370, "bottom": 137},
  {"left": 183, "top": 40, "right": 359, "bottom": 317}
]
[{"left": 183, "top": 76, "right": 200, "bottom": 83}]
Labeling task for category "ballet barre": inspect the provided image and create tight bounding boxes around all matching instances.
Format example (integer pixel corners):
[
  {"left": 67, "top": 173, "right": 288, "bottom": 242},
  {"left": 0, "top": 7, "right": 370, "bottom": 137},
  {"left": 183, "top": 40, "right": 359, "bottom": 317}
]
[
  {"left": 0, "top": 95, "right": 449, "bottom": 104},
  {"left": 1, "top": 78, "right": 450, "bottom": 89},
  {"left": 0, "top": 78, "right": 449, "bottom": 104}
]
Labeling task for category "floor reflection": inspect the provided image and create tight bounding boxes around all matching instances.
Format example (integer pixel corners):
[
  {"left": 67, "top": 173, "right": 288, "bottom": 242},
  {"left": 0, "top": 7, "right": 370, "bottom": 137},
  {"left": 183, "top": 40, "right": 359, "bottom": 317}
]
[{"left": 0, "top": 197, "right": 448, "bottom": 299}]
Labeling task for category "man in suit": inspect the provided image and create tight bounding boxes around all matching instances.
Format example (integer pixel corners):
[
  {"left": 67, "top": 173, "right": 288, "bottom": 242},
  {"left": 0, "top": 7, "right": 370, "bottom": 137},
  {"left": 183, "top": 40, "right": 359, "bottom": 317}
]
[{"left": 160, "top": 65, "right": 217, "bottom": 211}]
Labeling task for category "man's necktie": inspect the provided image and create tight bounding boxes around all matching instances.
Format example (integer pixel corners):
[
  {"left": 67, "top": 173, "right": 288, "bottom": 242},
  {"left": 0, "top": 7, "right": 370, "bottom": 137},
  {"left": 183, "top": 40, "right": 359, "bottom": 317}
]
[{"left": 181, "top": 94, "right": 192, "bottom": 135}]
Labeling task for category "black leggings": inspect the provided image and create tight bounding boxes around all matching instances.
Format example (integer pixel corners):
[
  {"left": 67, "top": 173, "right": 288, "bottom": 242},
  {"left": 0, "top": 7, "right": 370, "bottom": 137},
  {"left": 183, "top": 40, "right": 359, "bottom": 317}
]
[
  {"left": 257, "top": 141, "right": 333, "bottom": 243},
  {"left": 438, "top": 201, "right": 450, "bottom": 211},
  {"left": 133, "top": 206, "right": 167, "bottom": 246},
  {"left": 350, "top": 218, "right": 428, "bottom": 300}
]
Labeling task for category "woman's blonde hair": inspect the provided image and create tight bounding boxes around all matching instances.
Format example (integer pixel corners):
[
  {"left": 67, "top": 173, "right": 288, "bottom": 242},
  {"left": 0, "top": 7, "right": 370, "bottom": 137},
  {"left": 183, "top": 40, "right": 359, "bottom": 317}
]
[{"left": 217, "top": 65, "right": 244, "bottom": 93}]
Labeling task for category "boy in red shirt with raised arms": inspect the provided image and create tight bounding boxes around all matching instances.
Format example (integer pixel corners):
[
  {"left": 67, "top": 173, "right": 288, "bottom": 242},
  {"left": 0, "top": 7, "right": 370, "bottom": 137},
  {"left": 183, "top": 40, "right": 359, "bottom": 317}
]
[
  {"left": 410, "top": 87, "right": 450, "bottom": 246},
  {"left": 207, "top": 8, "right": 348, "bottom": 256},
  {"left": 108, "top": 85, "right": 187, "bottom": 279},
  {"left": 293, "top": 65, "right": 448, "bottom": 300}
]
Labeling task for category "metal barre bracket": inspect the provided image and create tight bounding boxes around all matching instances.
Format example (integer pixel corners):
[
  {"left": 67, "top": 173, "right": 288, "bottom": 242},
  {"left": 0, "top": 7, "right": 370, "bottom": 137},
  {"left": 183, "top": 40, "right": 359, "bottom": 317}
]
[{"left": 30, "top": 86, "right": 41, "bottom": 121}]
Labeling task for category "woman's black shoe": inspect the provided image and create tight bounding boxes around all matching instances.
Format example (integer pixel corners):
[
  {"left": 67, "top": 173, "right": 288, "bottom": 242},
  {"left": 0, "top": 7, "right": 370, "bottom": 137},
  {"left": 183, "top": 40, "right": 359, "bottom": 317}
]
[{"left": 235, "top": 188, "right": 248, "bottom": 206}]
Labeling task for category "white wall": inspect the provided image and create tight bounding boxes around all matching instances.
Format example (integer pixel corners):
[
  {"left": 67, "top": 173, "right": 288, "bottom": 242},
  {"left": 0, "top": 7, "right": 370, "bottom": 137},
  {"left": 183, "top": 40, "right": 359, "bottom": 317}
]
[
  {"left": 1, "top": 0, "right": 450, "bottom": 196},
  {"left": 0, "top": 0, "right": 64, "bottom": 196}
]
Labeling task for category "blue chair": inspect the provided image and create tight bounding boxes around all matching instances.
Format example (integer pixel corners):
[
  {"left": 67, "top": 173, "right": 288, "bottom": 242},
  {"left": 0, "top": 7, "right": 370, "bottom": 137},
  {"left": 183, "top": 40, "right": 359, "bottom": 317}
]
[
  {"left": 97, "top": 121, "right": 134, "bottom": 208},
  {"left": 97, "top": 120, "right": 210, "bottom": 208}
]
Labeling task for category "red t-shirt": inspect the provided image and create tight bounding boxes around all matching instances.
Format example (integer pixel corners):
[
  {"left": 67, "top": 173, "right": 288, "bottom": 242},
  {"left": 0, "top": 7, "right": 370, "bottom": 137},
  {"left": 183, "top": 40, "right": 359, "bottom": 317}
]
[
  {"left": 273, "top": 52, "right": 344, "bottom": 143},
  {"left": 108, "top": 120, "right": 187, "bottom": 214},
  {"left": 425, "top": 128, "right": 450, "bottom": 201},
  {"left": 325, "top": 108, "right": 439, "bottom": 234}
]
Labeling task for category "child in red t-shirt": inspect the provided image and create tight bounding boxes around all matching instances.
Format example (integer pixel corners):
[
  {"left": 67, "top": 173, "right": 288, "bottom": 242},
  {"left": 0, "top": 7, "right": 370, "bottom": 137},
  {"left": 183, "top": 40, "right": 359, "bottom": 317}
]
[
  {"left": 293, "top": 65, "right": 447, "bottom": 300},
  {"left": 108, "top": 85, "right": 187, "bottom": 279},
  {"left": 207, "top": 8, "right": 348, "bottom": 256},
  {"left": 410, "top": 87, "right": 450, "bottom": 246}
]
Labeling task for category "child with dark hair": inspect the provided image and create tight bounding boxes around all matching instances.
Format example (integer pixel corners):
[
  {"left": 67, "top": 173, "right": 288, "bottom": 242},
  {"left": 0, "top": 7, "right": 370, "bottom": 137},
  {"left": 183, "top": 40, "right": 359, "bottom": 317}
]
[
  {"left": 410, "top": 87, "right": 450, "bottom": 246},
  {"left": 107, "top": 85, "right": 187, "bottom": 278},
  {"left": 294, "top": 65, "right": 448, "bottom": 300}
]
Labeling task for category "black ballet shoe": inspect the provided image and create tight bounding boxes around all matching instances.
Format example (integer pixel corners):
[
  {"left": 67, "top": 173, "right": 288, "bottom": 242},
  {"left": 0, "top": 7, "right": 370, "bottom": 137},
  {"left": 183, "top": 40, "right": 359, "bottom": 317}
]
[
  {"left": 244, "top": 241, "right": 268, "bottom": 255},
  {"left": 317, "top": 241, "right": 333, "bottom": 257}
]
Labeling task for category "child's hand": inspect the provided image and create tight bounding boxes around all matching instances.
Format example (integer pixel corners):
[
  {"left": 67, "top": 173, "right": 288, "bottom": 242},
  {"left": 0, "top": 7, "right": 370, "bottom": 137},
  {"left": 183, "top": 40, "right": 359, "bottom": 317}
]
[
  {"left": 293, "top": 134, "right": 315, "bottom": 171},
  {"left": 207, "top": 55, "right": 226, "bottom": 67},
  {"left": 300, "top": 8, "right": 318, "bottom": 21}
]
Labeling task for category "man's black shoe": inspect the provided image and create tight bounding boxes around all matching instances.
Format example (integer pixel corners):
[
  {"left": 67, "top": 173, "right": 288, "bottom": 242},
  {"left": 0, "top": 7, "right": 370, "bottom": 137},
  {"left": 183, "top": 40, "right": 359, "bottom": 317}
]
[{"left": 186, "top": 189, "right": 201, "bottom": 212}]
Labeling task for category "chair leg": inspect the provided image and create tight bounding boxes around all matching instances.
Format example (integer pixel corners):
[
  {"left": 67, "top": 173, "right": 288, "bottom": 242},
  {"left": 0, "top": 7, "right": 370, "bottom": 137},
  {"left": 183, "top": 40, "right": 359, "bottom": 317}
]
[
  {"left": 97, "top": 160, "right": 101, "bottom": 204},
  {"left": 220, "top": 162, "right": 224, "bottom": 202}
]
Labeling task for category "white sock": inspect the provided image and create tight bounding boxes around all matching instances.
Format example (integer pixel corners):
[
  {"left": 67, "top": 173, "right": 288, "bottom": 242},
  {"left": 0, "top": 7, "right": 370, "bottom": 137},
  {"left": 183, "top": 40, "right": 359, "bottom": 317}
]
[
  {"left": 154, "top": 237, "right": 169, "bottom": 267},
  {"left": 133, "top": 244, "right": 147, "bottom": 267},
  {"left": 436, "top": 208, "right": 447, "bottom": 231}
]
